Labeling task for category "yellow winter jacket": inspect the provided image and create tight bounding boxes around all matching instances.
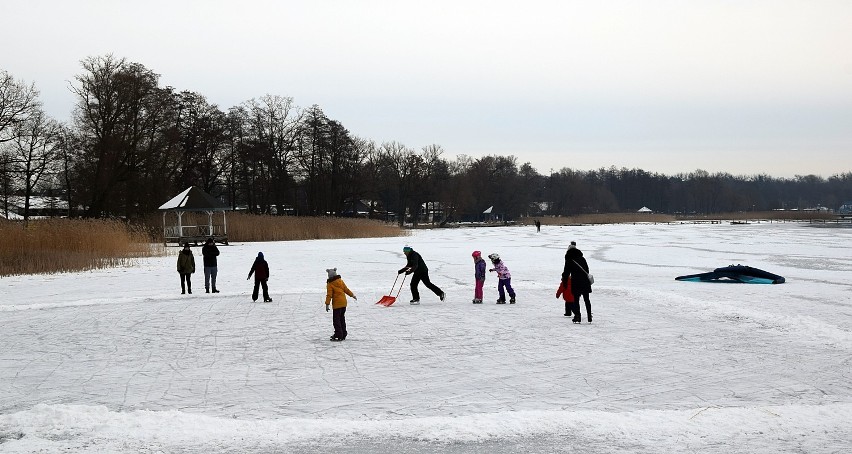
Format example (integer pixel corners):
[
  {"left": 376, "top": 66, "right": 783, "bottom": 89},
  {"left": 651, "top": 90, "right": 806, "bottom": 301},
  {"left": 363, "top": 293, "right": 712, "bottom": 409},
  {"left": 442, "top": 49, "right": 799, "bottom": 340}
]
[{"left": 325, "top": 275, "right": 354, "bottom": 309}]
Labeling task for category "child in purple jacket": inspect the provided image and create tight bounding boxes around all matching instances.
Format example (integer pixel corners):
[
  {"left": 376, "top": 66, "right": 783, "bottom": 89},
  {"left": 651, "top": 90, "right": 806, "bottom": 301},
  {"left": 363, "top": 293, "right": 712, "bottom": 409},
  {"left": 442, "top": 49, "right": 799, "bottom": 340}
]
[{"left": 488, "top": 253, "right": 516, "bottom": 304}]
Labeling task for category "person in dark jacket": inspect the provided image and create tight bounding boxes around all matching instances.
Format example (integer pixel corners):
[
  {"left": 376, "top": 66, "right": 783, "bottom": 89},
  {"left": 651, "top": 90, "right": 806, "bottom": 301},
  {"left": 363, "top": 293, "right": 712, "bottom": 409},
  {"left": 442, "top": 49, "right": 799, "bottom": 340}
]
[
  {"left": 247, "top": 252, "right": 272, "bottom": 302},
  {"left": 201, "top": 238, "right": 220, "bottom": 293},
  {"left": 562, "top": 241, "right": 592, "bottom": 323},
  {"left": 398, "top": 245, "right": 445, "bottom": 305},
  {"left": 177, "top": 243, "right": 195, "bottom": 294}
]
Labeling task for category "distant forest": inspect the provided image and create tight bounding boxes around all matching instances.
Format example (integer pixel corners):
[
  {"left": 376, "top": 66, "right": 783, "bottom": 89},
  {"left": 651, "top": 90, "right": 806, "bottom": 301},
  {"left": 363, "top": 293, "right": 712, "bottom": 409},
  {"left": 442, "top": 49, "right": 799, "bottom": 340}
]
[{"left": 2, "top": 55, "right": 851, "bottom": 224}]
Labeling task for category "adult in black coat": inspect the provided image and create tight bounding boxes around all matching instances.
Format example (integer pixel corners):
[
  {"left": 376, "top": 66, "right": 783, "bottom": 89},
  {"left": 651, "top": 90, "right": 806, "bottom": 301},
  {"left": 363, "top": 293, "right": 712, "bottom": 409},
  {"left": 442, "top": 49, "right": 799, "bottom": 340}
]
[
  {"left": 201, "top": 238, "right": 220, "bottom": 293},
  {"left": 562, "top": 241, "right": 592, "bottom": 323},
  {"left": 398, "top": 246, "right": 445, "bottom": 304}
]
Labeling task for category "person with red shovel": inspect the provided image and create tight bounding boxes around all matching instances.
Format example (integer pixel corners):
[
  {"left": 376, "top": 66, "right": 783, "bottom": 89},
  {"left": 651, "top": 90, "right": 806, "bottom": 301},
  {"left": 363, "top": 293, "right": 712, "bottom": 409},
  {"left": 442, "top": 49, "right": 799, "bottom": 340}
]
[{"left": 399, "top": 245, "right": 445, "bottom": 305}]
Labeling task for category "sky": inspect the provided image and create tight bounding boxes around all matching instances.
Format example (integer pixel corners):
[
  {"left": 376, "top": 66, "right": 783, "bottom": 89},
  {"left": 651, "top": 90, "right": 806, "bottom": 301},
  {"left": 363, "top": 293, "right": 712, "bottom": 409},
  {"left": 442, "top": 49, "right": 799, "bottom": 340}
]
[{"left": 2, "top": 0, "right": 851, "bottom": 178}]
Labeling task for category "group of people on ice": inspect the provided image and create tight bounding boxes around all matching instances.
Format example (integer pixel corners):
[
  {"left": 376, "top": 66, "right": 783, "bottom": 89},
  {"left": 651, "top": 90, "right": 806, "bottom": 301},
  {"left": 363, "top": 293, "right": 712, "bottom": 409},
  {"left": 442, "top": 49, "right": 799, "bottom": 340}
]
[
  {"left": 176, "top": 238, "right": 272, "bottom": 302},
  {"left": 397, "top": 242, "right": 592, "bottom": 323},
  {"left": 177, "top": 238, "right": 593, "bottom": 342}
]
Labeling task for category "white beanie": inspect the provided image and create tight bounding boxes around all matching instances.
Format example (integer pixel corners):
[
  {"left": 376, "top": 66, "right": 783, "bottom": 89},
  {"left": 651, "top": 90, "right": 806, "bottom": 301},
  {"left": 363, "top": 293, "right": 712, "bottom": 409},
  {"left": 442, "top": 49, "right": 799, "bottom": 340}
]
[{"left": 326, "top": 268, "right": 338, "bottom": 279}]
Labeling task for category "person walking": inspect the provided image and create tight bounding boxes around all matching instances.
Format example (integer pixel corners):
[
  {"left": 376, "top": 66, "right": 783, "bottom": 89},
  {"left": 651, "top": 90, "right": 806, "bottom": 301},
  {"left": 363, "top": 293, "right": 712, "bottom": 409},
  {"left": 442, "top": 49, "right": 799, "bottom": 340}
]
[
  {"left": 398, "top": 245, "right": 445, "bottom": 305},
  {"left": 201, "top": 237, "right": 220, "bottom": 293},
  {"left": 176, "top": 243, "right": 195, "bottom": 294},
  {"left": 325, "top": 267, "right": 357, "bottom": 341},
  {"left": 556, "top": 275, "right": 577, "bottom": 318},
  {"left": 247, "top": 252, "right": 272, "bottom": 302},
  {"left": 472, "top": 250, "right": 486, "bottom": 304},
  {"left": 488, "top": 253, "right": 516, "bottom": 304},
  {"left": 562, "top": 241, "right": 592, "bottom": 323}
]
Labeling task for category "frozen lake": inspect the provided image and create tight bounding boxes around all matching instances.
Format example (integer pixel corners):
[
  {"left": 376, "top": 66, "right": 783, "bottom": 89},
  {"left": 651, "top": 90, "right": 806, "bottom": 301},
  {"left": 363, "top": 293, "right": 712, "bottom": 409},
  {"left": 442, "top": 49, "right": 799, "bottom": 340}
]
[{"left": 1, "top": 222, "right": 851, "bottom": 453}]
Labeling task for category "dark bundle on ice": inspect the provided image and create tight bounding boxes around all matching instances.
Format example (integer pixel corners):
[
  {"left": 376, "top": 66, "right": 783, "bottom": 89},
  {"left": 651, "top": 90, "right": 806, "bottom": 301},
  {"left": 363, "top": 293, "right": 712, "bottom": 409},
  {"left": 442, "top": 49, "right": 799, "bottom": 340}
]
[{"left": 675, "top": 265, "right": 785, "bottom": 284}]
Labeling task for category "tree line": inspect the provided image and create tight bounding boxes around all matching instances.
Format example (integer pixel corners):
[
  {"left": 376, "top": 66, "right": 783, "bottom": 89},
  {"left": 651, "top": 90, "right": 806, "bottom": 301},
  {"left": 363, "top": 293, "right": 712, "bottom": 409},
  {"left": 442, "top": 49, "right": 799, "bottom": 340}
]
[{"left": 2, "top": 56, "right": 851, "bottom": 224}]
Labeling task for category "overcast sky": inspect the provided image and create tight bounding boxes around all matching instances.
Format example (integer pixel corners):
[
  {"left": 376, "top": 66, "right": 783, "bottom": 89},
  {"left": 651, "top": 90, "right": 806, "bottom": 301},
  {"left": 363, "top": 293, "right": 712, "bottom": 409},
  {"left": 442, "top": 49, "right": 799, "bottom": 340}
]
[{"left": 3, "top": 0, "right": 851, "bottom": 178}]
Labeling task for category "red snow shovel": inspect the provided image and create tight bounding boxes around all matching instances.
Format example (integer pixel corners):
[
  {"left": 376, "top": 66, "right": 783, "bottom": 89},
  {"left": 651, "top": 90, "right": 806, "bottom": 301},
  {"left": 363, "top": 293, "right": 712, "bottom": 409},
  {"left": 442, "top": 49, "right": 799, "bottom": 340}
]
[{"left": 376, "top": 273, "right": 407, "bottom": 307}]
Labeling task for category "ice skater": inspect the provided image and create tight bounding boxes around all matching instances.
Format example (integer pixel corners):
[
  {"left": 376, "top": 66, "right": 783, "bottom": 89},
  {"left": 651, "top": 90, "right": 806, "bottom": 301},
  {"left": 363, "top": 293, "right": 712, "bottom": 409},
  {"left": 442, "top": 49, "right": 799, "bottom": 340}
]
[
  {"left": 201, "top": 237, "right": 220, "bottom": 293},
  {"left": 562, "top": 241, "right": 592, "bottom": 323},
  {"left": 398, "top": 245, "right": 445, "bottom": 305},
  {"left": 176, "top": 243, "right": 195, "bottom": 294},
  {"left": 325, "top": 267, "right": 357, "bottom": 341},
  {"left": 472, "top": 250, "right": 486, "bottom": 304},
  {"left": 556, "top": 275, "right": 577, "bottom": 318},
  {"left": 488, "top": 253, "right": 516, "bottom": 304},
  {"left": 247, "top": 252, "right": 272, "bottom": 302}
]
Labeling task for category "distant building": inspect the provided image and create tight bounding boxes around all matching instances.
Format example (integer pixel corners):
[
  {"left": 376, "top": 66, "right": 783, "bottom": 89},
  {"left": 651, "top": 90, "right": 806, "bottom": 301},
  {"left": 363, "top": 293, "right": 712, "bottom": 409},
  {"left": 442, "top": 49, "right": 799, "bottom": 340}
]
[
  {"left": 2, "top": 196, "right": 69, "bottom": 219},
  {"left": 839, "top": 201, "right": 852, "bottom": 216}
]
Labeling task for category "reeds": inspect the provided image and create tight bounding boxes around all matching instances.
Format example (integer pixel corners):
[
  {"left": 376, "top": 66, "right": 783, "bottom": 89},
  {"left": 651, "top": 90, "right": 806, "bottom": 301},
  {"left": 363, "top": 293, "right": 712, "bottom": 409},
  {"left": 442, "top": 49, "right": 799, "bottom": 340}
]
[
  {"left": 0, "top": 218, "right": 164, "bottom": 276},
  {"left": 222, "top": 213, "right": 406, "bottom": 242}
]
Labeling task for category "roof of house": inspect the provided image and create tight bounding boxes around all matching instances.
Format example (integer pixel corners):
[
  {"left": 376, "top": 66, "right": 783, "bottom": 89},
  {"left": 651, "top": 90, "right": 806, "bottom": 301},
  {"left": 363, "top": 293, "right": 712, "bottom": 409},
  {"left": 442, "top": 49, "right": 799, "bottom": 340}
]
[{"left": 158, "top": 186, "right": 228, "bottom": 211}]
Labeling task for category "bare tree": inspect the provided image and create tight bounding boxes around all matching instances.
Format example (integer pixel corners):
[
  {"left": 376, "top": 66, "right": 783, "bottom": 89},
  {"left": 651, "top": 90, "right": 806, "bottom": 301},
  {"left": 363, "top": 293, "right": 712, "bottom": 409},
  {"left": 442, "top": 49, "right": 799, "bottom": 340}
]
[
  {"left": 379, "top": 141, "right": 421, "bottom": 226},
  {"left": 0, "top": 70, "right": 39, "bottom": 144},
  {"left": 4, "top": 108, "right": 62, "bottom": 220},
  {"left": 70, "top": 55, "right": 167, "bottom": 217}
]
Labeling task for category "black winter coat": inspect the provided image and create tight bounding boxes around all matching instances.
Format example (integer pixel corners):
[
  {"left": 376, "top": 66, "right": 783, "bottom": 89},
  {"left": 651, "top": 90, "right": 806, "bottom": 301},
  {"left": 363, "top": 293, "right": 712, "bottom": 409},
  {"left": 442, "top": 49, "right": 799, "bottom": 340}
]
[
  {"left": 201, "top": 244, "right": 220, "bottom": 267},
  {"left": 399, "top": 250, "right": 429, "bottom": 275},
  {"left": 248, "top": 258, "right": 270, "bottom": 281},
  {"left": 563, "top": 248, "right": 592, "bottom": 295}
]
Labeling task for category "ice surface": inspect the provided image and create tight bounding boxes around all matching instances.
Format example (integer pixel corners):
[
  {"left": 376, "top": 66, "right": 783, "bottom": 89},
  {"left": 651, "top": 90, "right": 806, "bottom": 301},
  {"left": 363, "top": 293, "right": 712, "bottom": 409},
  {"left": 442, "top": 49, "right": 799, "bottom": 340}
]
[{"left": 1, "top": 222, "right": 851, "bottom": 452}]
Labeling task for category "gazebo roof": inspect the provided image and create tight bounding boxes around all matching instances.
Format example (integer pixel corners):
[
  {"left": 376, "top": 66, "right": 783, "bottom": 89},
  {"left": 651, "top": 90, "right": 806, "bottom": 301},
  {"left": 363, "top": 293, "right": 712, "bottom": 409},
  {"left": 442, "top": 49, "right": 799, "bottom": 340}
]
[{"left": 158, "top": 186, "right": 228, "bottom": 211}]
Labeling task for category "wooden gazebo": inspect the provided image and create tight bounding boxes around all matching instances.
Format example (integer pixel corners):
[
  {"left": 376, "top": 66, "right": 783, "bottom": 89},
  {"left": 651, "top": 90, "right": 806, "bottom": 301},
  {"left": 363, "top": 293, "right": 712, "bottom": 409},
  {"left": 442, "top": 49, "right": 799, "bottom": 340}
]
[{"left": 158, "top": 186, "right": 229, "bottom": 246}]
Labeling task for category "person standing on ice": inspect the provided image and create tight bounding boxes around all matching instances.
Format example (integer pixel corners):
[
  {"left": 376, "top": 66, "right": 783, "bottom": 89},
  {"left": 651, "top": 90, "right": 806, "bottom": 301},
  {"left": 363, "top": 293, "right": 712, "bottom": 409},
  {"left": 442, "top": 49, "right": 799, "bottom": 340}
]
[
  {"left": 472, "top": 250, "right": 486, "bottom": 304},
  {"left": 398, "top": 245, "right": 445, "bottom": 305},
  {"left": 325, "top": 267, "right": 356, "bottom": 341},
  {"left": 201, "top": 237, "right": 220, "bottom": 293},
  {"left": 556, "top": 275, "right": 576, "bottom": 318},
  {"left": 247, "top": 252, "right": 272, "bottom": 302},
  {"left": 177, "top": 243, "right": 195, "bottom": 294},
  {"left": 488, "top": 253, "right": 516, "bottom": 304},
  {"left": 562, "top": 241, "right": 592, "bottom": 323}
]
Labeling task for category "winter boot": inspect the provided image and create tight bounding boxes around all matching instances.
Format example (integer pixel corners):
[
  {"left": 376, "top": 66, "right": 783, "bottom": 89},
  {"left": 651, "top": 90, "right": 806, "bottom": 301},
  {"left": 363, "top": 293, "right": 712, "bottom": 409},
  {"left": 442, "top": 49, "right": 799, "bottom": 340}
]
[
  {"left": 440, "top": 292, "right": 446, "bottom": 301},
  {"left": 509, "top": 297, "right": 516, "bottom": 304},
  {"left": 496, "top": 299, "right": 506, "bottom": 304},
  {"left": 410, "top": 299, "right": 420, "bottom": 305},
  {"left": 588, "top": 313, "right": 593, "bottom": 323},
  {"left": 212, "top": 288, "right": 220, "bottom": 293},
  {"left": 572, "top": 316, "right": 581, "bottom": 324},
  {"left": 206, "top": 288, "right": 210, "bottom": 293}
]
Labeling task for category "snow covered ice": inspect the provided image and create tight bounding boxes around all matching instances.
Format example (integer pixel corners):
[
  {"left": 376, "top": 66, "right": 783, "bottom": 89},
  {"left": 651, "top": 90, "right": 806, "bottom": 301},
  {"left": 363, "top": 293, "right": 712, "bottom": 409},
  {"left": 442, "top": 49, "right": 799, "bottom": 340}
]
[{"left": 1, "top": 222, "right": 851, "bottom": 453}]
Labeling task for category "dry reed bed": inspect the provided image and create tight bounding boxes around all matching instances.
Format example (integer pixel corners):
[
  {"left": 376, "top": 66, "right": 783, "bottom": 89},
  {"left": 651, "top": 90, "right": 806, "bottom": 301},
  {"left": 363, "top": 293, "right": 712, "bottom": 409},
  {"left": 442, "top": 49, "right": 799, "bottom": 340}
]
[
  {"left": 0, "top": 219, "right": 163, "bottom": 276},
  {"left": 223, "top": 214, "right": 406, "bottom": 242}
]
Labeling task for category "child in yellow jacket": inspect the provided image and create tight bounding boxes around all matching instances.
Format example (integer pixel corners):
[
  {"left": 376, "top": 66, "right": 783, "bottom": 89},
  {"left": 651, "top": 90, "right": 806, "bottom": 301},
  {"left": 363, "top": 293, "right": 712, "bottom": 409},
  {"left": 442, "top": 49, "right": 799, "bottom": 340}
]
[{"left": 325, "top": 268, "right": 356, "bottom": 341}]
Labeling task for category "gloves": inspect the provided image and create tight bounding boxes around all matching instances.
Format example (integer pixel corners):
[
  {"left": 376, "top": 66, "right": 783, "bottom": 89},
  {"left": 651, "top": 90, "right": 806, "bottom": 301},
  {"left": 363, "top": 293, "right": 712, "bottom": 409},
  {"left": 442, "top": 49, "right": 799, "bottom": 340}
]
[
  {"left": 353, "top": 296, "right": 358, "bottom": 301},
  {"left": 398, "top": 268, "right": 405, "bottom": 275},
  {"left": 405, "top": 270, "right": 412, "bottom": 275},
  {"left": 246, "top": 276, "right": 250, "bottom": 280},
  {"left": 325, "top": 305, "right": 330, "bottom": 312}
]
